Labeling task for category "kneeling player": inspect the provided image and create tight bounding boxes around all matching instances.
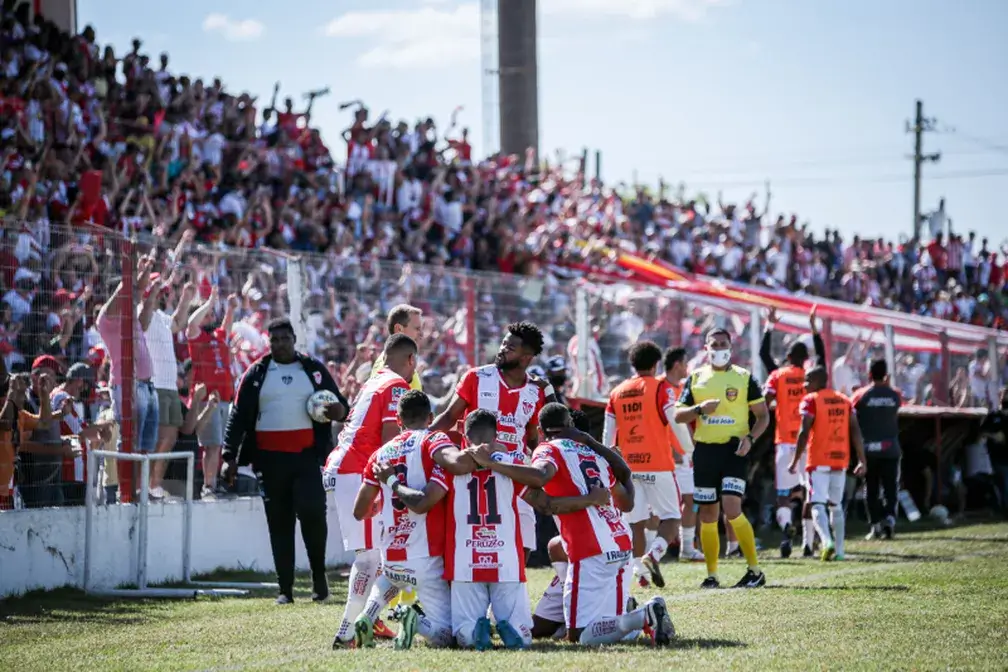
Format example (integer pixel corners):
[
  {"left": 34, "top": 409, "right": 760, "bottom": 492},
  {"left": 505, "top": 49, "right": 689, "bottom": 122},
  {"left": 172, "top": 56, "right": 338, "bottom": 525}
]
[
  {"left": 790, "top": 368, "right": 867, "bottom": 561},
  {"left": 471, "top": 404, "right": 675, "bottom": 646},
  {"left": 339, "top": 391, "right": 454, "bottom": 650}
]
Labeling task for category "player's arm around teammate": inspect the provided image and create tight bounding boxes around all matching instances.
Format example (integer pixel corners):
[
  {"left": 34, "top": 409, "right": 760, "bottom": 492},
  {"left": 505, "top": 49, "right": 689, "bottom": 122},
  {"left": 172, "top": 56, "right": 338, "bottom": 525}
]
[{"left": 673, "top": 328, "right": 770, "bottom": 589}]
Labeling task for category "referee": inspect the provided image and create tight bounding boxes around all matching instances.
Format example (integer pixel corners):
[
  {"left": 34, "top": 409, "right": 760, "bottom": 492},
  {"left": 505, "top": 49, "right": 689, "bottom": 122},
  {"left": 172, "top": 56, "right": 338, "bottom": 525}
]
[
  {"left": 222, "top": 317, "right": 349, "bottom": 604},
  {"left": 674, "top": 327, "right": 770, "bottom": 589}
]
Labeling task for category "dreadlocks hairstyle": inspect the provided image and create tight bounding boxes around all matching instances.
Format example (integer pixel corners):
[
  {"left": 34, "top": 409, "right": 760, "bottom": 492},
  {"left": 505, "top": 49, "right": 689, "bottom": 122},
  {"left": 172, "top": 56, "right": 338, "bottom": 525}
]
[{"left": 507, "top": 321, "right": 545, "bottom": 357}]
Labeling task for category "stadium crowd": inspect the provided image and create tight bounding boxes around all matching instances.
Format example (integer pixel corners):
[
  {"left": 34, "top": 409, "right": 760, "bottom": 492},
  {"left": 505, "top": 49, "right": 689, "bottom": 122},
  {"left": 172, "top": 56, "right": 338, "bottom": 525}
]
[{"left": 0, "top": 5, "right": 1006, "bottom": 514}]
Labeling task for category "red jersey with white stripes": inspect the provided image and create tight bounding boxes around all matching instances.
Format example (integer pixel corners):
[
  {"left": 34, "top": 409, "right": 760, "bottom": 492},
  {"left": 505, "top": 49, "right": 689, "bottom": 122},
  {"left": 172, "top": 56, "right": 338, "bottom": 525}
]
[
  {"left": 326, "top": 369, "right": 410, "bottom": 475},
  {"left": 363, "top": 429, "right": 452, "bottom": 562},
  {"left": 443, "top": 450, "right": 528, "bottom": 583},
  {"left": 454, "top": 365, "right": 546, "bottom": 458},
  {"left": 531, "top": 438, "right": 632, "bottom": 563}
]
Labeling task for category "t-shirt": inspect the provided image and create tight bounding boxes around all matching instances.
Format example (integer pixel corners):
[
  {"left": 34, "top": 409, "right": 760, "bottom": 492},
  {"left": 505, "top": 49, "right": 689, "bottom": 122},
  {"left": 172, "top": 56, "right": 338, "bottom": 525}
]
[
  {"left": 326, "top": 369, "right": 410, "bottom": 475},
  {"left": 188, "top": 328, "right": 235, "bottom": 403},
  {"left": 144, "top": 309, "right": 178, "bottom": 390},
  {"left": 454, "top": 365, "right": 546, "bottom": 457}
]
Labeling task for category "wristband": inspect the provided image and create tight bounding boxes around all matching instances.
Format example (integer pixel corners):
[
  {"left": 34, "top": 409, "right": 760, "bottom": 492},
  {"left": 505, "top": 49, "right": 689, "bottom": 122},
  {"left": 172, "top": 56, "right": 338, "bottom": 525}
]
[
  {"left": 543, "top": 383, "right": 556, "bottom": 398},
  {"left": 695, "top": 405, "right": 706, "bottom": 418},
  {"left": 385, "top": 475, "right": 398, "bottom": 489}
]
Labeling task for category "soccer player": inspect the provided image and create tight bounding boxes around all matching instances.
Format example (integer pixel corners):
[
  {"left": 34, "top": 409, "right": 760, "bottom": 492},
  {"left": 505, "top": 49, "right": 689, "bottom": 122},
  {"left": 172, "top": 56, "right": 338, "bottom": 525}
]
[
  {"left": 344, "top": 390, "right": 454, "bottom": 650},
  {"left": 324, "top": 334, "right": 416, "bottom": 647},
  {"left": 603, "top": 341, "right": 681, "bottom": 588},
  {"left": 852, "top": 359, "right": 903, "bottom": 541},
  {"left": 431, "top": 321, "right": 552, "bottom": 557},
  {"left": 790, "top": 367, "right": 868, "bottom": 561},
  {"left": 663, "top": 347, "right": 705, "bottom": 562},
  {"left": 761, "top": 306, "right": 825, "bottom": 558},
  {"left": 674, "top": 328, "right": 770, "bottom": 589},
  {"left": 471, "top": 403, "right": 675, "bottom": 647}
]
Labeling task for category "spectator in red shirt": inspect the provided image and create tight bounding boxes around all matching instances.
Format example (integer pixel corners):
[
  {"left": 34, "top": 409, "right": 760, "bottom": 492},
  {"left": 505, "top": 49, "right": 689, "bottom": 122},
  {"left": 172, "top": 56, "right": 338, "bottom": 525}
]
[
  {"left": 186, "top": 286, "right": 238, "bottom": 499},
  {"left": 927, "top": 234, "right": 948, "bottom": 284}
]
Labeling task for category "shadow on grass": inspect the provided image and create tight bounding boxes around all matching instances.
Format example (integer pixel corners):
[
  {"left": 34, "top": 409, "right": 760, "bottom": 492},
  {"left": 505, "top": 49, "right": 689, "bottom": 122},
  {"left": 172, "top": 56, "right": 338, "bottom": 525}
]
[
  {"left": 765, "top": 585, "right": 910, "bottom": 593},
  {"left": 528, "top": 638, "right": 746, "bottom": 653},
  {"left": 848, "top": 550, "right": 958, "bottom": 563}
]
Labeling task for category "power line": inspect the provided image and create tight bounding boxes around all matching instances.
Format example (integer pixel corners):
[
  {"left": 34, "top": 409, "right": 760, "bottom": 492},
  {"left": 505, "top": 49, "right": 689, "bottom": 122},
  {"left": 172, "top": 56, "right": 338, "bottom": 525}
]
[
  {"left": 672, "top": 149, "right": 996, "bottom": 176},
  {"left": 935, "top": 123, "right": 1008, "bottom": 156},
  {"left": 682, "top": 168, "right": 1008, "bottom": 190}
]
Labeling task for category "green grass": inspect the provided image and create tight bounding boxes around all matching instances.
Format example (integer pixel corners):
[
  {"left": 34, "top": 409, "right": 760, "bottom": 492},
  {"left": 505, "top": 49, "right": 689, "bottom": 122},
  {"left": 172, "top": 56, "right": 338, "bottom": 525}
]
[{"left": 3, "top": 520, "right": 1008, "bottom": 671}]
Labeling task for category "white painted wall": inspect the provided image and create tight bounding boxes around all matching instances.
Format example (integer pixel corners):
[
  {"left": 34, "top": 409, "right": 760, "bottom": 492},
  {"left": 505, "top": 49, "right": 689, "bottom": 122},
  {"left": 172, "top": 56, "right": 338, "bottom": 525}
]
[{"left": 0, "top": 497, "right": 355, "bottom": 597}]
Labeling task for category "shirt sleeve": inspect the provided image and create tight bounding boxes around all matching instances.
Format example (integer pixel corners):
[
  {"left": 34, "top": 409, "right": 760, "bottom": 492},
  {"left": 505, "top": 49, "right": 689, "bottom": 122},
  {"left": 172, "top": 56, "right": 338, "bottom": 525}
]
[
  {"left": 382, "top": 383, "right": 409, "bottom": 423},
  {"left": 799, "top": 394, "right": 816, "bottom": 419},
  {"left": 747, "top": 374, "right": 764, "bottom": 405},
  {"left": 676, "top": 375, "right": 695, "bottom": 407},
  {"left": 531, "top": 444, "right": 557, "bottom": 470},
  {"left": 17, "top": 409, "right": 39, "bottom": 435},
  {"left": 362, "top": 453, "right": 379, "bottom": 486},
  {"left": 455, "top": 369, "right": 478, "bottom": 408},
  {"left": 604, "top": 393, "right": 614, "bottom": 415},
  {"left": 657, "top": 380, "right": 676, "bottom": 425},
  {"left": 428, "top": 463, "right": 449, "bottom": 491},
  {"left": 763, "top": 370, "right": 779, "bottom": 398}
]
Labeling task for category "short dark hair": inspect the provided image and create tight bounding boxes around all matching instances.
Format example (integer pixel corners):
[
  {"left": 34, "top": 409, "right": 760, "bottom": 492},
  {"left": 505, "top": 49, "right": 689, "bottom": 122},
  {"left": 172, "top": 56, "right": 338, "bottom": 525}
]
[
  {"left": 629, "top": 341, "right": 663, "bottom": 373},
  {"left": 397, "top": 389, "right": 432, "bottom": 426},
  {"left": 569, "top": 408, "right": 591, "bottom": 433},
  {"left": 464, "top": 408, "right": 497, "bottom": 444},
  {"left": 507, "top": 321, "right": 545, "bottom": 357},
  {"left": 706, "top": 327, "right": 732, "bottom": 344},
  {"left": 870, "top": 358, "right": 888, "bottom": 382},
  {"left": 538, "top": 402, "right": 571, "bottom": 432},
  {"left": 807, "top": 366, "right": 828, "bottom": 386},
  {"left": 663, "top": 347, "right": 687, "bottom": 372},
  {"left": 384, "top": 333, "right": 418, "bottom": 360},
  {"left": 267, "top": 317, "right": 295, "bottom": 335},
  {"left": 387, "top": 304, "right": 421, "bottom": 336},
  {"left": 787, "top": 341, "right": 809, "bottom": 366}
]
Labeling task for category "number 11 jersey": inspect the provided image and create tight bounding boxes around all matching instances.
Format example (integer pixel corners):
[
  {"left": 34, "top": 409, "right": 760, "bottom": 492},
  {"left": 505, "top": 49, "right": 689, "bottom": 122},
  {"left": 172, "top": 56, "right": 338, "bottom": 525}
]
[{"left": 443, "top": 451, "right": 528, "bottom": 584}]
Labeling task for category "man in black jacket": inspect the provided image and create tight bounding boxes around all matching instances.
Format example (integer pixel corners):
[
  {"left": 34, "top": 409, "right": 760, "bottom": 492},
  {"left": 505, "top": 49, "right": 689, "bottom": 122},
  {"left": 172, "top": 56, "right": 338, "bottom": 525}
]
[
  {"left": 222, "top": 317, "right": 349, "bottom": 604},
  {"left": 852, "top": 359, "right": 903, "bottom": 540}
]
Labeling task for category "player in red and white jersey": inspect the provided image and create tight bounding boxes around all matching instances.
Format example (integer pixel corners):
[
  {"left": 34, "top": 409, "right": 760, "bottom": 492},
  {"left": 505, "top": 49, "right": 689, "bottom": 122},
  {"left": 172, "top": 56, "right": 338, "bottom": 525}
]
[
  {"left": 325, "top": 334, "right": 415, "bottom": 648},
  {"left": 333, "top": 391, "right": 454, "bottom": 650},
  {"left": 431, "top": 321, "right": 554, "bottom": 554},
  {"left": 470, "top": 403, "right": 675, "bottom": 647}
]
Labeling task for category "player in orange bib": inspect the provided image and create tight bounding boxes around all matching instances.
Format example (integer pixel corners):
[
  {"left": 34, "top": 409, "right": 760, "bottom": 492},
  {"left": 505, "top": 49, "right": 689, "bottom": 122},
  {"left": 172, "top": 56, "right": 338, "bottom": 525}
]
[
  {"left": 790, "top": 367, "right": 867, "bottom": 561},
  {"left": 663, "top": 347, "right": 704, "bottom": 562},
  {"left": 603, "top": 342, "right": 680, "bottom": 588}
]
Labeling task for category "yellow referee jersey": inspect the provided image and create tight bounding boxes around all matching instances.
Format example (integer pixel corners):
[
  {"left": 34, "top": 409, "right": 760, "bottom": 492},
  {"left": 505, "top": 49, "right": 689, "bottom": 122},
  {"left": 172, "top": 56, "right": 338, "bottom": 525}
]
[
  {"left": 371, "top": 351, "right": 422, "bottom": 390},
  {"left": 676, "top": 364, "right": 763, "bottom": 444}
]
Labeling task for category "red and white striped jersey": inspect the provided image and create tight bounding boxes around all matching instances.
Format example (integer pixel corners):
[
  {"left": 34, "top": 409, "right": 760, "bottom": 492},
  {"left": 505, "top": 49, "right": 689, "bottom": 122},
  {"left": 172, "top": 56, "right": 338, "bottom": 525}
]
[
  {"left": 532, "top": 438, "right": 632, "bottom": 563},
  {"left": 454, "top": 365, "right": 546, "bottom": 458},
  {"left": 363, "top": 429, "right": 452, "bottom": 562},
  {"left": 444, "top": 451, "right": 528, "bottom": 583},
  {"left": 326, "top": 369, "right": 410, "bottom": 475}
]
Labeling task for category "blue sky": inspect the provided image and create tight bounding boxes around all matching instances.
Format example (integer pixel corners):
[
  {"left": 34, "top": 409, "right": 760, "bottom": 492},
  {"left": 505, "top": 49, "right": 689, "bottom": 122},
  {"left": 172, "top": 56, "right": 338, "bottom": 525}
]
[{"left": 78, "top": 0, "right": 1008, "bottom": 244}]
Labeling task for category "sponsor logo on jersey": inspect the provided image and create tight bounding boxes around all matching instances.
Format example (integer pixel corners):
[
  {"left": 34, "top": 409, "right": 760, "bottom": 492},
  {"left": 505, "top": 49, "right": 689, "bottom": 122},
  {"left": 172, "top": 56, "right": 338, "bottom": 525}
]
[
  {"left": 391, "top": 386, "right": 407, "bottom": 401},
  {"left": 521, "top": 400, "right": 536, "bottom": 417},
  {"left": 313, "top": 372, "right": 322, "bottom": 385},
  {"left": 472, "top": 553, "right": 500, "bottom": 568},
  {"left": 702, "top": 416, "right": 737, "bottom": 425}
]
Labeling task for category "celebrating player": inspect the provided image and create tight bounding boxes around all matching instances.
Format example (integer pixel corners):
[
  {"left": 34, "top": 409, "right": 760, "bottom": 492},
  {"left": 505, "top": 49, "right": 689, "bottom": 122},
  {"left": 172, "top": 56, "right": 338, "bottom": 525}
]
[
  {"left": 761, "top": 306, "right": 826, "bottom": 558},
  {"left": 603, "top": 341, "right": 681, "bottom": 588},
  {"left": 472, "top": 403, "right": 675, "bottom": 646},
  {"left": 326, "top": 334, "right": 416, "bottom": 647},
  {"left": 790, "top": 367, "right": 867, "bottom": 561},
  {"left": 663, "top": 347, "right": 705, "bottom": 562},
  {"left": 431, "top": 321, "right": 552, "bottom": 556},
  {"left": 344, "top": 390, "right": 454, "bottom": 650}
]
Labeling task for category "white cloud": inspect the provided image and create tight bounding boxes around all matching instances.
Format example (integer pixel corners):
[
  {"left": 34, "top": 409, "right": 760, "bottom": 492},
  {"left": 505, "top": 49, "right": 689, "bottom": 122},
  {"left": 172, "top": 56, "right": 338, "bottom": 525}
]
[
  {"left": 202, "top": 13, "right": 265, "bottom": 42},
  {"left": 323, "top": 4, "right": 479, "bottom": 69},
  {"left": 542, "top": 0, "right": 729, "bottom": 21}
]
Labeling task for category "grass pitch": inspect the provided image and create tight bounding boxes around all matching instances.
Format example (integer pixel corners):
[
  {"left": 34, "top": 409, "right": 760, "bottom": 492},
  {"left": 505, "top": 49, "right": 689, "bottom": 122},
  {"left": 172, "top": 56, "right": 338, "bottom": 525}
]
[{"left": 2, "top": 520, "right": 1008, "bottom": 671}]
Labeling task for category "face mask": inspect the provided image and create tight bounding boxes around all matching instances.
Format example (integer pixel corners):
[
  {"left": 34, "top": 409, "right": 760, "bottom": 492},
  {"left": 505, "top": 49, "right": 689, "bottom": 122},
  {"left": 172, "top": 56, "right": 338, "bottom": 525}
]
[{"left": 710, "top": 349, "right": 732, "bottom": 367}]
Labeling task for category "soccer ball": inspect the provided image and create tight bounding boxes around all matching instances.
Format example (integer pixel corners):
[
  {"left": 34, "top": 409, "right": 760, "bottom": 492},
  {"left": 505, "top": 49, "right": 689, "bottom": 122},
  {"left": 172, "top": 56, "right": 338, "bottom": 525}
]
[{"left": 307, "top": 389, "right": 339, "bottom": 423}]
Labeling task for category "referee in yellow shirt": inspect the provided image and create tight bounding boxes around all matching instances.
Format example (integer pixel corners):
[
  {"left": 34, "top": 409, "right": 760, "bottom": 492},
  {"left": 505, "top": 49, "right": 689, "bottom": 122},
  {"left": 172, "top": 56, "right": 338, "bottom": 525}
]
[
  {"left": 674, "top": 327, "right": 770, "bottom": 589},
  {"left": 369, "top": 304, "right": 424, "bottom": 623}
]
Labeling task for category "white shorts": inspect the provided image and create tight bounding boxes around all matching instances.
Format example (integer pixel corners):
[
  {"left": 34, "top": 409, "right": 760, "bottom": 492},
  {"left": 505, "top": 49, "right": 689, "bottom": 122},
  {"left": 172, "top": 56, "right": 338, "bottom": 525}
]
[
  {"left": 327, "top": 472, "right": 381, "bottom": 552},
  {"left": 807, "top": 467, "right": 846, "bottom": 505},
  {"left": 452, "top": 581, "right": 533, "bottom": 644},
  {"left": 625, "top": 471, "right": 682, "bottom": 524},
  {"left": 676, "top": 462, "right": 695, "bottom": 497},
  {"left": 533, "top": 573, "right": 565, "bottom": 624},
  {"left": 564, "top": 549, "right": 632, "bottom": 630},
  {"left": 382, "top": 556, "right": 451, "bottom": 634},
  {"left": 518, "top": 498, "right": 537, "bottom": 551},
  {"left": 775, "top": 444, "right": 807, "bottom": 495}
]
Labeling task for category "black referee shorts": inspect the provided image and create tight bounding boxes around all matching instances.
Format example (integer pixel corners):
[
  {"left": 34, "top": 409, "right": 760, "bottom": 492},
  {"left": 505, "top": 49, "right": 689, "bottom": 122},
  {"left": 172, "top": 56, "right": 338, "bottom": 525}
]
[{"left": 693, "top": 438, "right": 748, "bottom": 504}]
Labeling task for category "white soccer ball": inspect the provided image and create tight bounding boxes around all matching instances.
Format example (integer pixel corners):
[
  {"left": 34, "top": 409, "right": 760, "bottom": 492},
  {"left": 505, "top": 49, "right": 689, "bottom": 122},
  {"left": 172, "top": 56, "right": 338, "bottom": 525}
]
[
  {"left": 929, "top": 505, "right": 949, "bottom": 524},
  {"left": 307, "top": 389, "right": 339, "bottom": 423}
]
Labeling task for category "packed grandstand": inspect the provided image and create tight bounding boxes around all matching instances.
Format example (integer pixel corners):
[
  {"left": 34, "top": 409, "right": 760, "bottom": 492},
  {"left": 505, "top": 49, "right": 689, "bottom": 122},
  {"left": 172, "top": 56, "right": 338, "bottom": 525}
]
[{"left": 1, "top": 4, "right": 1007, "bottom": 513}]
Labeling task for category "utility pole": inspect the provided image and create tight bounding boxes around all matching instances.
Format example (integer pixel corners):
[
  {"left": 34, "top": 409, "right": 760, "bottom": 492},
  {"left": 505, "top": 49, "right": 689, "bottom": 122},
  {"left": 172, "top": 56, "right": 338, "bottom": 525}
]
[{"left": 907, "top": 99, "right": 941, "bottom": 241}]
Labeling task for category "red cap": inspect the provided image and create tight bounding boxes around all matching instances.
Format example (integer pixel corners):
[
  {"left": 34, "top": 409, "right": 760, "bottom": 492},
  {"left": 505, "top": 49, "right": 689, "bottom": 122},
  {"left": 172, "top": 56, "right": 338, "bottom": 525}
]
[{"left": 32, "top": 355, "right": 62, "bottom": 373}]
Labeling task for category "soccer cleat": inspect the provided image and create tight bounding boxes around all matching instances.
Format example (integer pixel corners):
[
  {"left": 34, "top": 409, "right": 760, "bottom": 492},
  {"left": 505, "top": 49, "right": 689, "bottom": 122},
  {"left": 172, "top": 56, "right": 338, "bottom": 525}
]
[
  {"left": 700, "top": 576, "right": 721, "bottom": 589},
  {"left": 497, "top": 619, "right": 527, "bottom": 650},
  {"left": 354, "top": 615, "right": 376, "bottom": 649},
  {"left": 637, "top": 573, "right": 651, "bottom": 589},
  {"left": 821, "top": 543, "right": 836, "bottom": 562},
  {"left": 733, "top": 568, "right": 766, "bottom": 588},
  {"left": 473, "top": 616, "right": 493, "bottom": 651},
  {"left": 642, "top": 554, "right": 666, "bottom": 589},
  {"left": 331, "top": 635, "right": 356, "bottom": 650},
  {"left": 394, "top": 605, "right": 418, "bottom": 650},
  {"left": 681, "top": 548, "right": 706, "bottom": 562},
  {"left": 865, "top": 524, "right": 883, "bottom": 541},
  {"left": 275, "top": 593, "right": 294, "bottom": 605},
  {"left": 802, "top": 545, "right": 815, "bottom": 558},
  {"left": 835, "top": 553, "right": 845, "bottom": 561},
  {"left": 882, "top": 522, "right": 895, "bottom": 540},
  {"left": 646, "top": 597, "right": 675, "bottom": 647},
  {"left": 726, "top": 547, "right": 743, "bottom": 559},
  {"left": 373, "top": 619, "right": 396, "bottom": 639},
  {"left": 780, "top": 538, "right": 793, "bottom": 559}
]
